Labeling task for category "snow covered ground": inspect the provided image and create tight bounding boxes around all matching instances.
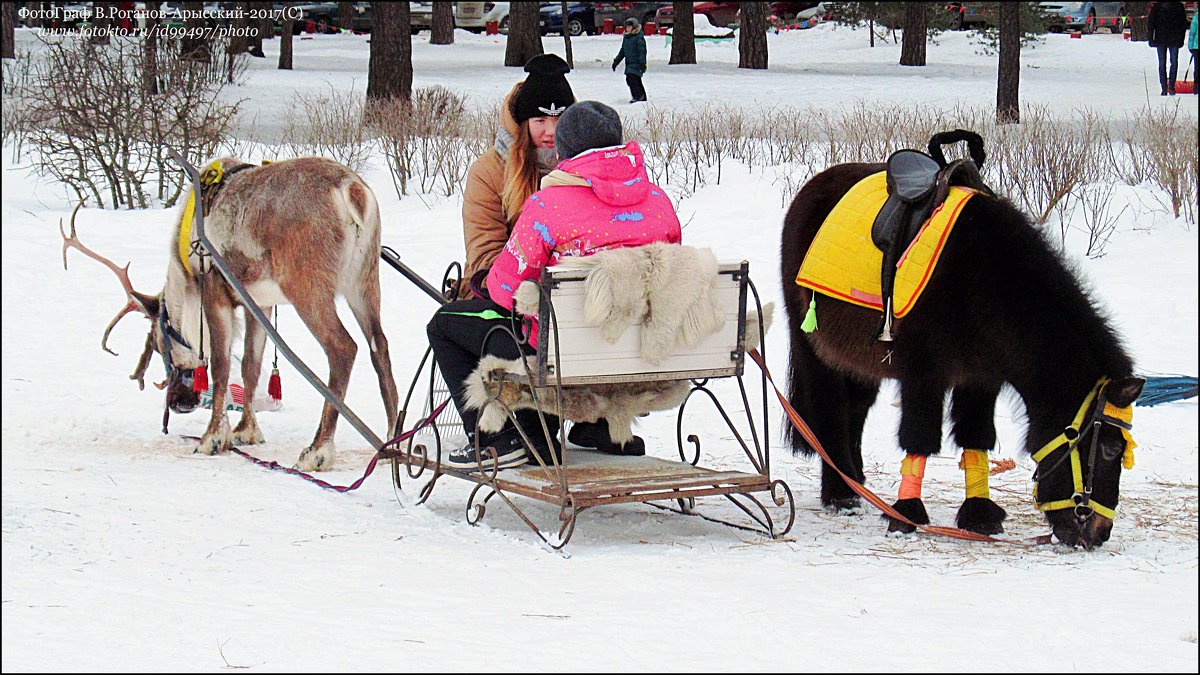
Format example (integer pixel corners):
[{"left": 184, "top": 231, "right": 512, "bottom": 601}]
[{"left": 3, "top": 23, "right": 1197, "bottom": 671}]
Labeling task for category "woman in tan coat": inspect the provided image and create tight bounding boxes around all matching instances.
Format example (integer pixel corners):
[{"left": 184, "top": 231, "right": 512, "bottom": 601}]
[{"left": 460, "top": 54, "right": 575, "bottom": 296}]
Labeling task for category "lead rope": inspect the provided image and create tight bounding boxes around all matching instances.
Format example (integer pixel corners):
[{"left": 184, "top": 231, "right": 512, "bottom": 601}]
[
  {"left": 219, "top": 399, "right": 449, "bottom": 493},
  {"left": 747, "top": 349, "right": 1050, "bottom": 546}
]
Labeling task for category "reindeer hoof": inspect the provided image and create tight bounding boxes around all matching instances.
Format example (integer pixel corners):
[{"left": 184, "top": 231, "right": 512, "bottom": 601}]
[
  {"left": 194, "top": 436, "right": 231, "bottom": 455},
  {"left": 295, "top": 442, "right": 336, "bottom": 472},
  {"left": 232, "top": 427, "right": 266, "bottom": 446}
]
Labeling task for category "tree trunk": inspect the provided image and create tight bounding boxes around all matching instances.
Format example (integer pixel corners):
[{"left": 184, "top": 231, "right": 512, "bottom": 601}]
[
  {"left": 1125, "top": 1, "right": 1149, "bottom": 41},
  {"left": 90, "top": 1, "right": 112, "bottom": 45},
  {"left": 338, "top": 1, "right": 353, "bottom": 31},
  {"left": 504, "top": 1, "right": 543, "bottom": 67},
  {"left": 247, "top": 1, "right": 266, "bottom": 56},
  {"left": 229, "top": 1, "right": 250, "bottom": 55},
  {"left": 181, "top": 1, "right": 210, "bottom": 62},
  {"left": 143, "top": 1, "right": 160, "bottom": 94},
  {"left": 257, "top": 2, "right": 273, "bottom": 41},
  {"left": 1, "top": 1, "right": 15, "bottom": 59},
  {"left": 738, "top": 1, "right": 768, "bottom": 69},
  {"left": 669, "top": 0, "right": 695, "bottom": 65},
  {"left": 996, "top": 1, "right": 1020, "bottom": 124},
  {"left": 561, "top": 2, "right": 573, "bottom": 67},
  {"left": 367, "top": 1, "right": 412, "bottom": 102},
  {"left": 431, "top": 1, "right": 454, "bottom": 44},
  {"left": 899, "top": 2, "right": 927, "bottom": 66},
  {"left": 279, "top": 1, "right": 293, "bottom": 69}
]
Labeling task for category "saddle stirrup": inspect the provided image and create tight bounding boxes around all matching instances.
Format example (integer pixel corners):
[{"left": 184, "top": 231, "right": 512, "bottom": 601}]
[{"left": 880, "top": 298, "right": 895, "bottom": 342}]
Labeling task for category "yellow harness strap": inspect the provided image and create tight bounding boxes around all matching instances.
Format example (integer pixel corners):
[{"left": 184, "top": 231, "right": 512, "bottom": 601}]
[
  {"left": 960, "top": 449, "right": 990, "bottom": 500},
  {"left": 1030, "top": 379, "right": 1135, "bottom": 521},
  {"left": 178, "top": 160, "right": 226, "bottom": 277},
  {"left": 898, "top": 454, "right": 927, "bottom": 500}
]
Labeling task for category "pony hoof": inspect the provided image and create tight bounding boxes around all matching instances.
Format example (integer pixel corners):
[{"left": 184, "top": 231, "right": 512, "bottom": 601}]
[
  {"left": 956, "top": 497, "right": 1007, "bottom": 535},
  {"left": 885, "top": 497, "right": 929, "bottom": 533},
  {"left": 822, "top": 496, "right": 863, "bottom": 515}
]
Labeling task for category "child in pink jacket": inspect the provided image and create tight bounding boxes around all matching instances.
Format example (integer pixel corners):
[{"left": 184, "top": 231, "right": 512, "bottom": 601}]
[
  {"left": 486, "top": 113, "right": 681, "bottom": 347},
  {"left": 427, "top": 101, "right": 681, "bottom": 470}
]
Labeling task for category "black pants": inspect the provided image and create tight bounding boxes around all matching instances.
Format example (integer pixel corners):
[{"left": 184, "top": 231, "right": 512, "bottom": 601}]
[
  {"left": 1157, "top": 45, "right": 1180, "bottom": 92},
  {"left": 626, "top": 73, "right": 647, "bottom": 101},
  {"left": 426, "top": 298, "right": 558, "bottom": 443}
]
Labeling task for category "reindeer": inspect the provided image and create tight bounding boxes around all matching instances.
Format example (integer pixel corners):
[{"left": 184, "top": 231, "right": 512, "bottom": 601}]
[{"left": 61, "top": 157, "right": 400, "bottom": 471}]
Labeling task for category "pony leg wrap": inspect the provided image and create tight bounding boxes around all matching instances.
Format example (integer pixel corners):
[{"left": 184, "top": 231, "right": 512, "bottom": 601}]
[
  {"left": 960, "top": 449, "right": 990, "bottom": 500},
  {"left": 898, "top": 454, "right": 927, "bottom": 500}
]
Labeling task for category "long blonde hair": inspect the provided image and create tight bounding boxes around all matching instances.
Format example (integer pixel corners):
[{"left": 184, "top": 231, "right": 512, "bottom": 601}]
[{"left": 502, "top": 119, "right": 542, "bottom": 222}]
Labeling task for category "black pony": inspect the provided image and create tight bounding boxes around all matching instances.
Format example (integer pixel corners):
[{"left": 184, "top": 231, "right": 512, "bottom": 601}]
[{"left": 780, "top": 141, "right": 1144, "bottom": 549}]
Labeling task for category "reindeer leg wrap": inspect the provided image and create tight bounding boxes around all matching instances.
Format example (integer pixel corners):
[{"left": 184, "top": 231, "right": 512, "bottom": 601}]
[
  {"left": 898, "top": 454, "right": 927, "bottom": 500},
  {"left": 960, "top": 449, "right": 990, "bottom": 500}
]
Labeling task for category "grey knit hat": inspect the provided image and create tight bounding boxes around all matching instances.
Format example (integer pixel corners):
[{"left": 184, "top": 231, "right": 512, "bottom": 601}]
[{"left": 554, "top": 101, "right": 624, "bottom": 160}]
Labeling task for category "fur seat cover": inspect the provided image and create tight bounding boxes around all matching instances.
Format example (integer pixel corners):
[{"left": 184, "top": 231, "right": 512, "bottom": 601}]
[{"left": 464, "top": 244, "right": 773, "bottom": 444}]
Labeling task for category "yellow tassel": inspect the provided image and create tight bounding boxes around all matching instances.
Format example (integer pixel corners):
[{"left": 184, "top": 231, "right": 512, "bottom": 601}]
[
  {"left": 960, "top": 449, "right": 990, "bottom": 500},
  {"left": 1103, "top": 402, "right": 1137, "bottom": 470}
]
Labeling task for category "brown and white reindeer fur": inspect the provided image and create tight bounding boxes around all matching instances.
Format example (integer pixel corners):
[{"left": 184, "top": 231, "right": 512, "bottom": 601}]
[{"left": 64, "top": 157, "right": 400, "bottom": 472}]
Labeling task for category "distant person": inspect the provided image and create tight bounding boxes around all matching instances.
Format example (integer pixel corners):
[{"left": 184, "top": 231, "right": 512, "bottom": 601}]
[
  {"left": 612, "top": 17, "right": 648, "bottom": 103},
  {"left": 460, "top": 53, "right": 576, "bottom": 298},
  {"left": 1147, "top": 0, "right": 1189, "bottom": 95},
  {"left": 1189, "top": 9, "right": 1199, "bottom": 94}
]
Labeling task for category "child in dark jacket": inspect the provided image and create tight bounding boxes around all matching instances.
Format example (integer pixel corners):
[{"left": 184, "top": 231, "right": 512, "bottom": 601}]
[{"left": 612, "top": 17, "right": 648, "bottom": 103}]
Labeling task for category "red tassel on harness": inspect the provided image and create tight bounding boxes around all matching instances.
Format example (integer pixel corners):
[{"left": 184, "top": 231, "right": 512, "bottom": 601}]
[
  {"left": 268, "top": 367, "right": 282, "bottom": 402},
  {"left": 192, "top": 365, "right": 209, "bottom": 393}
]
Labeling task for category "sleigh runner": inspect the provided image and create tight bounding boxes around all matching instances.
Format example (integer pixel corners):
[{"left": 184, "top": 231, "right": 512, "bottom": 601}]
[{"left": 383, "top": 257, "right": 795, "bottom": 549}]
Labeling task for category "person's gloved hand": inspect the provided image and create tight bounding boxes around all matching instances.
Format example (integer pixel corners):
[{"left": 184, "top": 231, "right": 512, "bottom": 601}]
[{"left": 611, "top": 59, "right": 619, "bottom": 72}]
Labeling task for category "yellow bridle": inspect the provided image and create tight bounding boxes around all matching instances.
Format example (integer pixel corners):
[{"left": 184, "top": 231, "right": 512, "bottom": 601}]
[{"left": 1031, "top": 379, "right": 1137, "bottom": 521}]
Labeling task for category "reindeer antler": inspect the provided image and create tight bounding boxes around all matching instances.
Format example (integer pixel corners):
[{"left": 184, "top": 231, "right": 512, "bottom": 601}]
[
  {"left": 59, "top": 200, "right": 153, "bottom": 355},
  {"left": 129, "top": 333, "right": 156, "bottom": 390}
]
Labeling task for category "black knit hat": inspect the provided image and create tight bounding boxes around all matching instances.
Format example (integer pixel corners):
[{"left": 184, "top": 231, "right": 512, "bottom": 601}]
[
  {"left": 513, "top": 54, "right": 575, "bottom": 124},
  {"left": 555, "top": 101, "right": 624, "bottom": 160}
]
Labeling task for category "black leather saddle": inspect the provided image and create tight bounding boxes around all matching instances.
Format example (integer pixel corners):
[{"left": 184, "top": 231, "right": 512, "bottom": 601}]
[{"left": 870, "top": 130, "right": 993, "bottom": 342}]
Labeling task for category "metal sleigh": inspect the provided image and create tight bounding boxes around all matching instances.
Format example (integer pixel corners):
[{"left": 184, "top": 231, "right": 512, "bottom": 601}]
[{"left": 380, "top": 254, "right": 796, "bottom": 550}]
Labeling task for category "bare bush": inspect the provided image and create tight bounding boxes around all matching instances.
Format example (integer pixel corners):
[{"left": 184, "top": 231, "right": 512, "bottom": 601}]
[
  {"left": 1137, "top": 105, "right": 1198, "bottom": 225},
  {"left": 281, "top": 86, "right": 375, "bottom": 173},
  {"left": 1078, "top": 181, "right": 1128, "bottom": 258},
  {"left": 23, "top": 33, "right": 241, "bottom": 209},
  {"left": 369, "top": 86, "right": 493, "bottom": 200},
  {"left": 2, "top": 49, "right": 36, "bottom": 158}
]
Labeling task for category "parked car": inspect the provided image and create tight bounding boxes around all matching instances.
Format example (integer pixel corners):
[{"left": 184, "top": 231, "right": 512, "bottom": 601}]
[
  {"left": 946, "top": 2, "right": 993, "bottom": 29},
  {"left": 691, "top": 2, "right": 741, "bottom": 28},
  {"left": 410, "top": 2, "right": 436, "bottom": 33},
  {"left": 1040, "top": 1, "right": 1125, "bottom": 34},
  {"left": 739, "top": 2, "right": 823, "bottom": 25},
  {"left": 456, "top": 1, "right": 511, "bottom": 33},
  {"left": 594, "top": 2, "right": 670, "bottom": 29},
  {"left": 540, "top": 2, "right": 598, "bottom": 36},
  {"left": 291, "top": 2, "right": 340, "bottom": 33}
]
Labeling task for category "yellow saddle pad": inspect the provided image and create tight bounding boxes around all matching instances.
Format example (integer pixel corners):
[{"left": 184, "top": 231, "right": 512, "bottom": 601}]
[{"left": 795, "top": 171, "right": 977, "bottom": 318}]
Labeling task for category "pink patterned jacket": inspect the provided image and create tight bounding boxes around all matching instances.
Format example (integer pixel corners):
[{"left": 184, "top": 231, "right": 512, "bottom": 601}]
[{"left": 486, "top": 141, "right": 682, "bottom": 347}]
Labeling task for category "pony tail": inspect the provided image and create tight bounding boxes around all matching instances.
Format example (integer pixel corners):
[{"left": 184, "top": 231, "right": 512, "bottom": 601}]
[{"left": 502, "top": 120, "right": 541, "bottom": 222}]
